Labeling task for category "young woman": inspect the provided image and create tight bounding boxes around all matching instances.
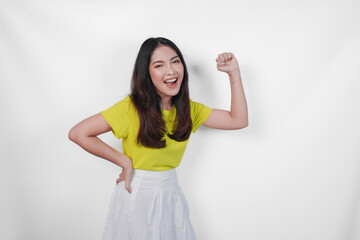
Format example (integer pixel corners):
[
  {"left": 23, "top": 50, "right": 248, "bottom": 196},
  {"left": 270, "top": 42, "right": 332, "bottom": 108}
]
[{"left": 68, "top": 37, "right": 248, "bottom": 240}]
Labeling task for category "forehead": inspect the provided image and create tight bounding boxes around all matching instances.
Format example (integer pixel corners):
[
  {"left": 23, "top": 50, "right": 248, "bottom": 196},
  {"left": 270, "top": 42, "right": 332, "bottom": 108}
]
[{"left": 150, "top": 45, "right": 178, "bottom": 62}]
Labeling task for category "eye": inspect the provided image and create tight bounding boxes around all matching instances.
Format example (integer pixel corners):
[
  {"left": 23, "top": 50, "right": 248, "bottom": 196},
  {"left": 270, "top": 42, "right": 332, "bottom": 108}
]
[
  {"left": 154, "top": 65, "right": 162, "bottom": 68},
  {"left": 173, "top": 60, "right": 181, "bottom": 64}
]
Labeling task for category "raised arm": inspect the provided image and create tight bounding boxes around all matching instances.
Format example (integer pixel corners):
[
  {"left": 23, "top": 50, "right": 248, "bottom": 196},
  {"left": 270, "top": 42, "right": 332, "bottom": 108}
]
[
  {"left": 203, "top": 52, "right": 248, "bottom": 130},
  {"left": 68, "top": 113, "right": 133, "bottom": 192}
]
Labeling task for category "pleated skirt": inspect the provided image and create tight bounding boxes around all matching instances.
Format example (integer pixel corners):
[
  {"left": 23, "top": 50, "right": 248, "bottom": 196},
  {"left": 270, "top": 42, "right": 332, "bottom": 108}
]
[{"left": 101, "top": 168, "right": 196, "bottom": 240}]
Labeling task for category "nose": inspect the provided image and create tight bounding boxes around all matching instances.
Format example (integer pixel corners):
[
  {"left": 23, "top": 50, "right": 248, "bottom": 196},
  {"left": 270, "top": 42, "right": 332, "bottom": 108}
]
[{"left": 166, "top": 64, "right": 175, "bottom": 75}]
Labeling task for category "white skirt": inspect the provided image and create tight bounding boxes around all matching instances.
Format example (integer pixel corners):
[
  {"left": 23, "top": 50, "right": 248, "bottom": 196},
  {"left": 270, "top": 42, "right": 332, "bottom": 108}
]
[{"left": 101, "top": 168, "right": 196, "bottom": 240}]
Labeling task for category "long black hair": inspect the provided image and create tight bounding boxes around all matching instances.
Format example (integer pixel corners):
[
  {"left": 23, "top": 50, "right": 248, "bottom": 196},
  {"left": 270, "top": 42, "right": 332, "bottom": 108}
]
[{"left": 130, "top": 37, "right": 192, "bottom": 148}]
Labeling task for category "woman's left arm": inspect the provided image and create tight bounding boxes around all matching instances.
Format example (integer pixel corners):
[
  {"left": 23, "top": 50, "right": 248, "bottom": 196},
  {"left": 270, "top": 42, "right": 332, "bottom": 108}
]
[{"left": 203, "top": 52, "right": 248, "bottom": 130}]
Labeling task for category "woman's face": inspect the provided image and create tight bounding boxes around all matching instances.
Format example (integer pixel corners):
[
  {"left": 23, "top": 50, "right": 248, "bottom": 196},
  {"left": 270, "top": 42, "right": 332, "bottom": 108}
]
[{"left": 149, "top": 45, "right": 184, "bottom": 104}]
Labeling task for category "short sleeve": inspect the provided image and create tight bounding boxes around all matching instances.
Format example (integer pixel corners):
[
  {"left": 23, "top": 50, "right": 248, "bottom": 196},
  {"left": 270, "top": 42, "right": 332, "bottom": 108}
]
[
  {"left": 190, "top": 99, "right": 213, "bottom": 133},
  {"left": 100, "top": 96, "right": 132, "bottom": 139}
]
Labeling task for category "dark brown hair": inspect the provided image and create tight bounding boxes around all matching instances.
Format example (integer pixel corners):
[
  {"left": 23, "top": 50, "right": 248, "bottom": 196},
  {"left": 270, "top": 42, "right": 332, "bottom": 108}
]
[{"left": 130, "top": 37, "right": 192, "bottom": 148}]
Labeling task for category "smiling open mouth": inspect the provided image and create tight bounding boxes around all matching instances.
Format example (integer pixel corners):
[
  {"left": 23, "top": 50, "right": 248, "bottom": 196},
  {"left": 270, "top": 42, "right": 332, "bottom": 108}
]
[{"left": 164, "top": 78, "right": 178, "bottom": 88}]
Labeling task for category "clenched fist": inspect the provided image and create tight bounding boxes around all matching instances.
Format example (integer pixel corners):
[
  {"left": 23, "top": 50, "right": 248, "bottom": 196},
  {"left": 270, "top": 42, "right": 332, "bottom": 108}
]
[{"left": 216, "top": 52, "right": 240, "bottom": 74}]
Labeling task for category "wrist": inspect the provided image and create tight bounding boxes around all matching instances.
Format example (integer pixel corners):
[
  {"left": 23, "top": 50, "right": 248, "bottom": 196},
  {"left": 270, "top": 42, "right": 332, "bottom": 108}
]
[
  {"left": 122, "top": 161, "right": 133, "bottom": 169},
  {"left": 227, "top": 69, "right": 241, "bottom": 78},
  {"left": 116, "top": 152, "right": 133, "bottom": 169},
  {"left": 227, "top": 69, "right": 242, "bottom": 85}
]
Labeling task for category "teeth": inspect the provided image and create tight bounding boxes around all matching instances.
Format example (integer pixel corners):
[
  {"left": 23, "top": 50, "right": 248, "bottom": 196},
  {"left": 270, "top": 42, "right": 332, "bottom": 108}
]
[{"left": 165, "top": 78, "right": 177, "bottom": 83}]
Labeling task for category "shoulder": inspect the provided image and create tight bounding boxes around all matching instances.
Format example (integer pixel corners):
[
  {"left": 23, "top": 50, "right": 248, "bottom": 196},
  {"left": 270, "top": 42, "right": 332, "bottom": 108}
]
[
  {"left": 189, "top": 98, "right": 212, "bottom": 113},
  {"left": 189, "top": 98, "right": 213, "bottom": 132},
  {"left": 113, "top": 95, "right": 132, "bottom": 107},
  {"left": 189, "top": 98, "right": 213, "bottom": 120},
  {"left": 101, "top": 95, "right": 137, "bottom": 119},
  {"left": 189, "top": 98, "right": 201, "bottom": 109},
  {"left": 110, "top": 96, "right": 135, "bottom": 112},
  {"left": 100, "top": 96, "right": 135, "bottom": 139}
]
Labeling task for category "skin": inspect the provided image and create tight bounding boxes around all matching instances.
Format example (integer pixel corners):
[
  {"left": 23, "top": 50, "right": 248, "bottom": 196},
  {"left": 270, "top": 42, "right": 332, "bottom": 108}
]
[
  {"left": 148, "top": 45, "right": 184, "bottom": 110},
  {"left": 203, "top": 52, "right": 248, "bottom": 130},
  {"left": 68, "top": 46, "right": 248, "bottom": 193}
]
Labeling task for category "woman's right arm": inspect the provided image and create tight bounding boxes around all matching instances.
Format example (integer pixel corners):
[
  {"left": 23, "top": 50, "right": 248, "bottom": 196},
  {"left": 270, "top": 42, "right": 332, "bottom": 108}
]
[{"left": 68, "top": 113, "right": 133, "bottom": 193}]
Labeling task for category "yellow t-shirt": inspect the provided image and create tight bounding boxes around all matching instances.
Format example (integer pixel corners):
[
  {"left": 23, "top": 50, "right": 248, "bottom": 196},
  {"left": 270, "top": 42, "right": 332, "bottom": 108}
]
[{"left": 100, "top": 96, "right": 212, "bottom": 171}]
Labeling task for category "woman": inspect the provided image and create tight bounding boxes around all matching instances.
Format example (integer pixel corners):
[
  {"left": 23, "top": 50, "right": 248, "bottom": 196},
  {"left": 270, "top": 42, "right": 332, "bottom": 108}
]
[{"left": 68, "top": 37, "right": 248, "bottom": 240}]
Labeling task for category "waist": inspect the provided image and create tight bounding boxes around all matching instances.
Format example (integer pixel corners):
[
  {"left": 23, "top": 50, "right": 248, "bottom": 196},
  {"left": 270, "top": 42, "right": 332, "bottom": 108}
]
[
  {"left": 132, "top": 168, "right": 177, "bottom": 178},
  {"left": 131, "top": 168, "right": 178, "bottom": 187}
]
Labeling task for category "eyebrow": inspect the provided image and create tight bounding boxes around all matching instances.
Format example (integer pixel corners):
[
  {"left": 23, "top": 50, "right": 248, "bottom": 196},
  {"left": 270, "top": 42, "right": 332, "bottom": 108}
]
[{"left": 151, "top": 56, "right": 179, "bottom": 65}]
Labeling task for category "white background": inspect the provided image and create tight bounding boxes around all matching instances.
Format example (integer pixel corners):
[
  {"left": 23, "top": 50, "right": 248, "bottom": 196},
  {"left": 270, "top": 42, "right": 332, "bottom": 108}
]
[{"left": 1, "top": 0, "right": 359, "bottom": 239}]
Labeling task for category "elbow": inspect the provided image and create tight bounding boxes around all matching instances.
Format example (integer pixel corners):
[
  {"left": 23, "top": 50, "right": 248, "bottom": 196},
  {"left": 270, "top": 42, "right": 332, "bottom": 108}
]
[
  {"left": 68, "top": 126, "right": 94, "bottom": 143},
  {"left": 68, "top": 127, "right": 78, "bottom": 142},
  {"left": 235, "top": 120, "right": 248, "bottom": 129}
]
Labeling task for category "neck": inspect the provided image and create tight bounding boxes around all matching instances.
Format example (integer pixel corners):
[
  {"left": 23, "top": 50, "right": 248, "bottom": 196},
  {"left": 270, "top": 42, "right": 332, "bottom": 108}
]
[{"left": 160, "top": 97, "right": 172, "bottom": 110}]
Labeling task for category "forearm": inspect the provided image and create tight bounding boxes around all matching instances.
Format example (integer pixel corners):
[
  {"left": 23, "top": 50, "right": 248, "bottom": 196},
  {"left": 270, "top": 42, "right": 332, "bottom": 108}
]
[
  {"left": 70, "top": 135, "right": 132, "bottom": 169},
  {"left": 203, "top": 53, "right": 249, "bottom": 130},
  {"left": 228, "top": 70, "right": 248, "bottom": 127}
]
